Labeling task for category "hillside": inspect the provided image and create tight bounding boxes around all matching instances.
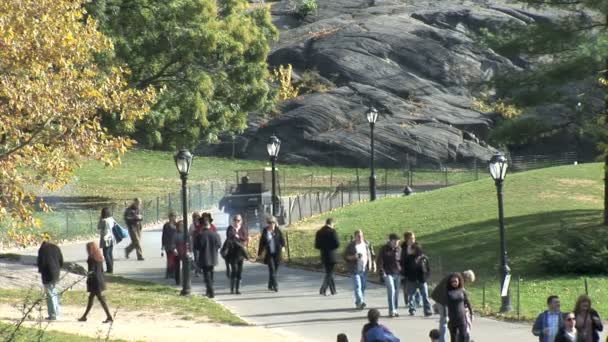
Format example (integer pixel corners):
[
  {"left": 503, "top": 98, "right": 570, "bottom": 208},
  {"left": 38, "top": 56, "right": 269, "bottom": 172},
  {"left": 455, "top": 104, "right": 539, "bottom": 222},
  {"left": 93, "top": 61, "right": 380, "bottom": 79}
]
[{"left": 287, "top": 163, "right": 606, "bottom": 317}]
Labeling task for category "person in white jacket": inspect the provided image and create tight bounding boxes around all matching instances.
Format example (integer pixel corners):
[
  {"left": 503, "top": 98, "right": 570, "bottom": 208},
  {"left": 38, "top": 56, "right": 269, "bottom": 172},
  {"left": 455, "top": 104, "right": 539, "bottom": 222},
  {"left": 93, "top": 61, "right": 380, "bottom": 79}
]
[{"left": 98, "top": 207, "right": 116, "bottom": 273}]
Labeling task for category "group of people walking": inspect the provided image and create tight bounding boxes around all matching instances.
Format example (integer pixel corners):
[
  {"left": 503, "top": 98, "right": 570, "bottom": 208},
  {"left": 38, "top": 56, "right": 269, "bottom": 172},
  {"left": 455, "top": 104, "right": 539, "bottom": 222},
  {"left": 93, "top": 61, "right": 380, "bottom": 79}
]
[
  {"left": 533, "top": 294, "right": 603, "bottom": 342},
  {"left": 36, "top": 198, "right": 146, "bottom": 323}
]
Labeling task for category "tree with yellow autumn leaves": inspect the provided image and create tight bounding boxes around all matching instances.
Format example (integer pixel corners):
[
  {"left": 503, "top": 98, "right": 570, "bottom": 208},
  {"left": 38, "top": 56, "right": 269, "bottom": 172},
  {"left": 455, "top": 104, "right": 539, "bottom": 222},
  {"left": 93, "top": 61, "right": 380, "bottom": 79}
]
[{"left": 0, "top": 0, "right": 155, "bottom": 241}]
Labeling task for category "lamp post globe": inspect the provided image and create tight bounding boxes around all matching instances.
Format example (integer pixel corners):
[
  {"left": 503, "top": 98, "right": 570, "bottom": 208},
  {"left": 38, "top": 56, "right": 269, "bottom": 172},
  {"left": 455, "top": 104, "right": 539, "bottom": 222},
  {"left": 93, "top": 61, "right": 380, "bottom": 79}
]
[
  {"left": 489, "top": 152, "right": 511, "bottom": 313},
  {"left": 267, "top": 135, "right": 281, "bottom": 216},
  {"left": 367, "top": 106, "right": 378, "bottom": 201},
  {"left": 174, "top": 149, "right": 193, "bottom": 296}
]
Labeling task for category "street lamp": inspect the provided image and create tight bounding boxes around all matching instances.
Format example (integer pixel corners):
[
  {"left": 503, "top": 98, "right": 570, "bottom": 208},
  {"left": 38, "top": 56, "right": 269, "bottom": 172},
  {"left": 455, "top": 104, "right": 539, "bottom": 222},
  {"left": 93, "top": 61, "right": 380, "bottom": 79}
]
[
  {"left": 174, "top": 149, "right": 193, "bottom": 296},
  {"left": 267, "top": 135, "right": 281, "bottom": 216},
  {"left": 489, "top": 152, "right": 511, "bottom": 313},
  {"left": 366, "top": 106, "right": 378, "bottom": 201}
]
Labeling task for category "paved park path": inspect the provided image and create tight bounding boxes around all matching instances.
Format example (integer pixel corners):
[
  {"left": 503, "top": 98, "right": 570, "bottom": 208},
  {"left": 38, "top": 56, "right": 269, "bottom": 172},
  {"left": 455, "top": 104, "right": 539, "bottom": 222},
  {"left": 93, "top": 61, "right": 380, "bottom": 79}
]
[{"left": 22, "top": 212, "right": 541, "bottom": 342}]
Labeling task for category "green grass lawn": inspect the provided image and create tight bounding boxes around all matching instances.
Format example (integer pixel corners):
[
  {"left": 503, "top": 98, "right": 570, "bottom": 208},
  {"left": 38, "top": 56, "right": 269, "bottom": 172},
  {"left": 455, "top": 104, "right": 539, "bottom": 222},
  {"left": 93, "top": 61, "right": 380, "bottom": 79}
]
[
  {"left": 0, "top": 321, "right": 128, "bottom": 342},
  {"left": 0, "top": 276, "right": 244, "bottom": 325},
  {"left": 285, "top": 162, "right": 606, "bottom": 320}
]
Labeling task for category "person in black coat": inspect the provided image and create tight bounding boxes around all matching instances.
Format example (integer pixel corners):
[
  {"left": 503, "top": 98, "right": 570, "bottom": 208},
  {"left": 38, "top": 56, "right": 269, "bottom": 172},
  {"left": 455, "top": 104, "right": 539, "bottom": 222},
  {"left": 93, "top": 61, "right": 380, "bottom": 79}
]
[
  {"left": 221, "top": 226, "right": 251, "bottom": 294},
  {"left": 195, "top": 218, "right": 222, "bottom": 298},
  {"left": 315, "top": 218, "right": 340, "bottom": 296},
  {"left": 257, "top": 216, "right": 285, "bottom": 292},
  {"left": 79, "top": 242, "right": 113, "bottom": 323},
  {"left": 37, "top": 240, "right": 63, "bottom": 320},
  {"left": 224, "top": 214, "right": 249, "bottom": 278}
]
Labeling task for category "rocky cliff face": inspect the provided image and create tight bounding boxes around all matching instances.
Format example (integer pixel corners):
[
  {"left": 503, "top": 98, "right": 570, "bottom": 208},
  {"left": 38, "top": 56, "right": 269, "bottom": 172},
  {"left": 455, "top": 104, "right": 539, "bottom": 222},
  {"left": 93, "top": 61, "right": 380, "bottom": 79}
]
[{"left": 207, "top": 0, "right": 567, "bottom": 167}]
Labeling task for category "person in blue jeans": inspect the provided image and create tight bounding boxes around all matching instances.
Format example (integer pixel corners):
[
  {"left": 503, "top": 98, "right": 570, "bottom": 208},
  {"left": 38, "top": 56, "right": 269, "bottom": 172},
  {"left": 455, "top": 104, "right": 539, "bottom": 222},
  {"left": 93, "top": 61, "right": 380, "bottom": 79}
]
[
  {"left": 377, "top": 233, "right": 402, "bottom": 317},
  {"left": 343, "top": 230, "right": 375, "bottom": 310},
  {"left": 401, "top": 232, "right": 432, "bottom": 316},
  {"left": 37, "top": 240, "right": 64, "bottom": 320}
]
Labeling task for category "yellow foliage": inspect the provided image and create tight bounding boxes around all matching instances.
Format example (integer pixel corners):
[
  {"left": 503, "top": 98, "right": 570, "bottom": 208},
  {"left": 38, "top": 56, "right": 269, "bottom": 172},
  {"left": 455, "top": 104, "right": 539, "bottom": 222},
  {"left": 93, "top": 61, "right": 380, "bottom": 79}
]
[
  {"left": 0, "top": 0, "right": 156, "bottom": 234},
  {"left": 272, "top": 64, "right": 300, "bottom": 102},
  {"left": 473, "top": 98, "right": 522, "bottom": 119}
]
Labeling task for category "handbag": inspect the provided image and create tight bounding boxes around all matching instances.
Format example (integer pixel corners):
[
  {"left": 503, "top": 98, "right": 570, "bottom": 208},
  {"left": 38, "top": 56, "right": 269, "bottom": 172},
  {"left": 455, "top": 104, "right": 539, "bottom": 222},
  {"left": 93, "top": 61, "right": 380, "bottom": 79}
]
[{"left": 112, "top": 223, "right": 128, "bottom": 243}]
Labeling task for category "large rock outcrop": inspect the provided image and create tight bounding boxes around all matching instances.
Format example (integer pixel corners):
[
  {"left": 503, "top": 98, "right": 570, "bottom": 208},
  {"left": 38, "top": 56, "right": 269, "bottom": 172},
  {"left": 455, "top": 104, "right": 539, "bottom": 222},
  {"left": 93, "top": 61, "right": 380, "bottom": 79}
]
[{"left": 205, "top": 0, "right": 570, "bottom": 167}]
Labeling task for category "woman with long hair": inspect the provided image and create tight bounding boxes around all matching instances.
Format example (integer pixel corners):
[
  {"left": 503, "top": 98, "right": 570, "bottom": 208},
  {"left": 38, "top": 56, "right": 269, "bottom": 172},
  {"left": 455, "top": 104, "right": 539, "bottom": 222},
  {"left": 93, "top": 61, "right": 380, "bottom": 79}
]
[
  {"left": 224, "top": 214, "right": 248, "bottom": 278},
  {"left": 221, "top": 224, "right": 251, "bottom": 294},
  {"left": 574, "top": 295, "right": 603, "bottom": 342},
  {"left": 257, "top": 216, "right": 284, "bottom": 292},
  {"left": 79, "top": 242, "right": 113, "bottom": 323},
  {"left": 98, "top": 207, "right": 115, "bottom": 274},
  {"left": 446, "top": 273, "right": 472, "bottom": 342}
]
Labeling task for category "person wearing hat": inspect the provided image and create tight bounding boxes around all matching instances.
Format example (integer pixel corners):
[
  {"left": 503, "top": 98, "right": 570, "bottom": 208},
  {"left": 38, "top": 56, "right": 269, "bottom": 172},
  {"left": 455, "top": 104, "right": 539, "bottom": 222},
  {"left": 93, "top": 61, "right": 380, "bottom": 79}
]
[{"left": 377, "top": 233, "right": 402, "bottom": 317}]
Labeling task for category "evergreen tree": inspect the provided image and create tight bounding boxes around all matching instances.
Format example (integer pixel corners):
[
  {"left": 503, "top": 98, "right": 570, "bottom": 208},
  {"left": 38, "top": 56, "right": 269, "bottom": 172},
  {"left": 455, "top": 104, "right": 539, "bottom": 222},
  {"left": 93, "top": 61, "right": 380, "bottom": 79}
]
[
  {"left": 482, "top": 1, "right": 608, "bottom": 224},
  {"left": 87, "top": 0, "right": 278, "bottom": 149}
]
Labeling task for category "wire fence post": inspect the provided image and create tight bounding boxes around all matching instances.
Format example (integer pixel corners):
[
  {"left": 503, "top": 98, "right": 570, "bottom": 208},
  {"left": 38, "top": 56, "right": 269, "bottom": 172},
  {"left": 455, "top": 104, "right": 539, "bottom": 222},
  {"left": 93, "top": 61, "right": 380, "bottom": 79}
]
[
  {"left": 340, "top": 185, "right": 344, "bottom": 207},
  {"left": 584, "top": 278, "right": 589, "bottom": 295},
  {"left": 444, "top": 166, "right": 449, "bottom": 187},
  {"left": 330, "top": 169, "right": 333, "bottom": 189},
  {"left": 474, "top": 159, "right": 479, "bottom": 181},
  {"left": 517, "top": 275, "right": 521, "bottom": 320},
  {"left": 288, "top": 197, "right": 292, "bottom": 226},
  {"left": 384, "top": 168, "right": 388, "bottom": 197},
  {"left": 482, "top": 283, "right": 486, "bottom": 309},
  {"left": 168, "top": 193, "right": 172, "bottom": 212},
  {"left": 285, "top": 230, "right": 291, "bottom": 262},
  {"left": 211, "top": 181, "right": 215, "bottom": 206},
  {"left": 356, "top": 168, "right": 361, "bottom": 201},
  {"left": 310, "top": 174, "right": 314, "bottom": 193}
]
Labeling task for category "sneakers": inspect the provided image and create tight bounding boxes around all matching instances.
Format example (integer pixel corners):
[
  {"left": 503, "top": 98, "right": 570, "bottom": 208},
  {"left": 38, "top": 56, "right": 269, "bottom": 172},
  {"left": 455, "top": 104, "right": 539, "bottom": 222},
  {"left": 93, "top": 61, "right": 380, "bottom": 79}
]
[
  {"left": 356, "top": 303, "right": 367, "bottom": 310},
  {"left": 389, "top": 312, "right": 400, "bottom": 318},
  {"left": 409, "top": 309, "right": 415, "bottom": 316}
]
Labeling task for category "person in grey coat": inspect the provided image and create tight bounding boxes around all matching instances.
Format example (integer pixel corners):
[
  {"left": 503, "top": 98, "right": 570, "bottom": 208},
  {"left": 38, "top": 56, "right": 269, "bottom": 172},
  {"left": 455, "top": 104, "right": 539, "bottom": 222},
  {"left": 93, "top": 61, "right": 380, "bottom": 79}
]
[{"left": 195, "top": 218, "right": 221, "bottom": 298}]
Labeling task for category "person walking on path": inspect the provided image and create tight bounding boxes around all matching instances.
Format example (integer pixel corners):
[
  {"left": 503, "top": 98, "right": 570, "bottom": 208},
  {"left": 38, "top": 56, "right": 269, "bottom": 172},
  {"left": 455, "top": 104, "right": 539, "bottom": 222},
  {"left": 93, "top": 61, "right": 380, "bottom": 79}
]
[
  {"left": 401, "top": 242, "right": 432, "bottom": 317},
  {"left": 573, "top": 295, "right": 603, "bottom": 342},
  {"left": 400, "top": 231, "right": 421, "bottom": 309},
  {"left": 555, "top": 312, "right": 580, "bottom": 342},
  {"left": 361, "top": 308, "right": 400, "bottom": 342},
  {"left": 189, "top": 211, "right": 202, "bottom": 277},
  {"left": 225, "top": 214, "right": 248, "bottom": 278},
  {"left": 195, "top": 218, "right": 222, "bottom": 298},
  {"left": 258, "top": 216, "right": 285, "bottom": 292},
  {"left": 174, "top": 220, "right": 188, "bottom": 286},
  {"left": 98, "top": 207, "right": 116, "bottom": 274},
  {"left": 161, "top": 212, "right": 178, "bottom": 280},
  {"left": 37, "top": 240, "right": 63, "bottom": 320},
  {"left": 431, "top": 270, "right": 475, "bottom": 342},
  {"left": 124, "top": 198, "right": 144, "bottom": 260},
  {"left": 445, "top": 273, "right": 473, "bottom": 342},
  {"left": 201, "top": 212, "right": 218, "bottom": 232},
  {"left": 78, "top": 242, "right": 113, "bottom": 323},
  {"left": 315, "top": 217, "right": 340, "bottom": 296},
  {"left": 344, "top": 229, "right": 375, "bottom": 310},
  {"left": 377, "top": 233, "right": 401, "bottom": 317},
  {"left": 532, "top": 295, "right": 564, "bottom": 342},
  {"left": 221, "top": 225, "right": 251, "bottom": 294}
]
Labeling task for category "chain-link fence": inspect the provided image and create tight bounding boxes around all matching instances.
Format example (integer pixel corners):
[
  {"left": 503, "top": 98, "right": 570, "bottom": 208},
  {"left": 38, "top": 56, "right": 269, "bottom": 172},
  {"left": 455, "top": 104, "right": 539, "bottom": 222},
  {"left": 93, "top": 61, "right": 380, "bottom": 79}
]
[{"left": 1, "top": 181, "right": 227, "bottom": 244}]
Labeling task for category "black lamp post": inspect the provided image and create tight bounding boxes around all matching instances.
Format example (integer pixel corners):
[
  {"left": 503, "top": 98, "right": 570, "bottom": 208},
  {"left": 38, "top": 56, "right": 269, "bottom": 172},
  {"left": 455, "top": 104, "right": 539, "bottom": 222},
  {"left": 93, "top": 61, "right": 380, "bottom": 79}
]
[
  {"left": 489, "top": 152, "right": 512, "bottom": 313},
  {"left": 174, "top": 149, "right": 193, "bottom": 296},
  {"left": 366, "top": 106, "right": 378, "bottom": 201},
  {"left": 267, "top": 135, "right": 281, "bottom": 216}
]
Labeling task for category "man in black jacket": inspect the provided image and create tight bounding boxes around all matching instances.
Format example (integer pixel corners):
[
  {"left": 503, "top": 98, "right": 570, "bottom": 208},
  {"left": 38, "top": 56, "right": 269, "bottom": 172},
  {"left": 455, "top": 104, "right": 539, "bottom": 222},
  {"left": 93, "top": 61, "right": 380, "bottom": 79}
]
[
  {"left": 315, "top": 218, "right": 340, "bottom": 296},
  {"left": 37, "top": 240, "right": 64, "bottom": 320},
  {"left": 196, "top": 218, "right": 222, "bottom": 298}
]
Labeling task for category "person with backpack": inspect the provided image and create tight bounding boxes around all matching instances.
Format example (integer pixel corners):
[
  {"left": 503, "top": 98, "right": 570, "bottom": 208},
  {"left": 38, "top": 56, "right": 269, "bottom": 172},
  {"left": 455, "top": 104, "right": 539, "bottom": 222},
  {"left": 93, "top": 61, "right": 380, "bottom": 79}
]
[
  {"left": 221, "top": 225, "right": 251, "bottom": 294},
  {"left": 361, "top": 308, "right": 400, "bottom": 342},
  {"left": 315, "top": 218, "right": 340, "bottom": 296},
  {"left": 124, "top": 198, "right": 144, "bottom": 260},
  {"left": 402, "top": 243, "right": 432, "bottom": 317},
  {"left": 98, "top": 207, "right": 116, "bottom": 274},
  {"left": 78, "top": 242, "right": 113, "bottom": 323},
  {"left": 37, "top": 240, "right": 63, "bottom": 320}
]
